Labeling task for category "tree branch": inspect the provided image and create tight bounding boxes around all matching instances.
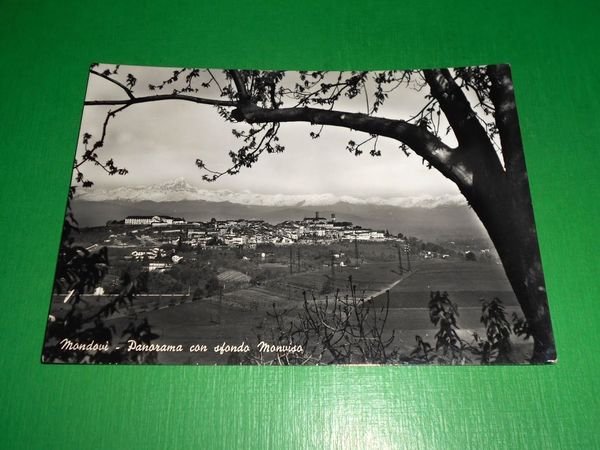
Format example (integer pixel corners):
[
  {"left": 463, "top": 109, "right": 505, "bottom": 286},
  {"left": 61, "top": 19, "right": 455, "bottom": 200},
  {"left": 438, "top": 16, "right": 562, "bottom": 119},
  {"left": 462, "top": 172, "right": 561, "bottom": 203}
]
[
  {"left": 423, "top": 69, "right": 507, "bottom": 189},
  {"left": 90, "top": 69, "right": 135, "bottom": 99},
  {"left": 228, "top": 70, "right": 249, "bottom": 101},
  {"left": 206, "top": 69, "right": 224, "bottom": 94},
  {"left": 232, "top": 104, "right": 478, "bottom": 190},
  {"left": 487, "top": 64, "right": 526, "bottom": 177},
  {"left": 85, "top": 94, "right": 237, "bottom": 108},
  {"left": 423, "top": 69, "right": 493, "bottom": 150},
  {"left": 84, "top": 70, "right": 506, "bottom": 197}
]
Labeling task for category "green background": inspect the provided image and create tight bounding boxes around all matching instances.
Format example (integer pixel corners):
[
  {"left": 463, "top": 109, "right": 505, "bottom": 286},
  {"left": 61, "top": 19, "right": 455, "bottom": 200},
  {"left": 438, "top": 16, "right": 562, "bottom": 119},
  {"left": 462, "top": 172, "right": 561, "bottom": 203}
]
[{"left": 0, "top": 0, "right": 598, "bottom": 448}]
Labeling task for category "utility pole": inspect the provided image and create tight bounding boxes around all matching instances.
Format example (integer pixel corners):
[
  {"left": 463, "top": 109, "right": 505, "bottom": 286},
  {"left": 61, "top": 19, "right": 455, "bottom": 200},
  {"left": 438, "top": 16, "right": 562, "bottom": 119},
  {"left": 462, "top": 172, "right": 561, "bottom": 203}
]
[
  {"left": 331, "top": 251, "right": 335, "bottom": 281},
  {"left": 405, "top": 243, "right": 411, "bottom": 271},
  {"left": 354, "top": 236, "right": 359, "bottom": 265},
  {"left": 396, "top": 245, "right": 404, "bottom": 275}
]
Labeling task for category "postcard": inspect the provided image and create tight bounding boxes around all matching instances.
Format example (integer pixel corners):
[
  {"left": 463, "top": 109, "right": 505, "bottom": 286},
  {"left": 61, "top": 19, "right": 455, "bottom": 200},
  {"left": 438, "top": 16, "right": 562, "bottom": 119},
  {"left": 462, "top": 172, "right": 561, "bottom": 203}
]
[{"left": 42, "top": 64, "right": 556, "bottom": 365}]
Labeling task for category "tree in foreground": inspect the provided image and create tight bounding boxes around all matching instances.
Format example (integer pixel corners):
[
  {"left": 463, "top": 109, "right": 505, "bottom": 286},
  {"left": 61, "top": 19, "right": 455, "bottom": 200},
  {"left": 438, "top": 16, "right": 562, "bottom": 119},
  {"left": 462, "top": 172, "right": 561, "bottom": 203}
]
[
  {"left": 43, "top": 188, "right": 159, "bottom": 363},
  {"left": 245, "top": 286, "right": 533, "bottom": 365},
  {"left": 80, "top": 64, "right": 555, "bottom": 362}
]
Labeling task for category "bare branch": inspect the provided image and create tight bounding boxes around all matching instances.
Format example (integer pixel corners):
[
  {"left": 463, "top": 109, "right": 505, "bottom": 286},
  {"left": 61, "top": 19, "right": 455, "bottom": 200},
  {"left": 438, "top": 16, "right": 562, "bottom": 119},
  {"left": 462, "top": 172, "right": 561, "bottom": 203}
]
[{"left": 206, "top": 69, "right": 224, "bottom": 94}]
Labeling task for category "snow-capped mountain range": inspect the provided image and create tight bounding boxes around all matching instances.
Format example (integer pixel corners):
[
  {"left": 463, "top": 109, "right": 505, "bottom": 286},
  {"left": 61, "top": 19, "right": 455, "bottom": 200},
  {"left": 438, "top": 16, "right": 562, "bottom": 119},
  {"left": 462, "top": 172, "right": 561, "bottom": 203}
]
[{"left": 74, "top": 177, "right": 466, "bottom": 209}]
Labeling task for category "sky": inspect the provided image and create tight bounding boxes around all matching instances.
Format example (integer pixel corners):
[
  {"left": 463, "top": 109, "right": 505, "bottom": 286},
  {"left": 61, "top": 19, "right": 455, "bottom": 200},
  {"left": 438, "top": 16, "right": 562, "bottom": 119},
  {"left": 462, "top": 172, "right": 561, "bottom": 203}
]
[{"left": 74, "top": 65, "right": 465, "bottom": 201}]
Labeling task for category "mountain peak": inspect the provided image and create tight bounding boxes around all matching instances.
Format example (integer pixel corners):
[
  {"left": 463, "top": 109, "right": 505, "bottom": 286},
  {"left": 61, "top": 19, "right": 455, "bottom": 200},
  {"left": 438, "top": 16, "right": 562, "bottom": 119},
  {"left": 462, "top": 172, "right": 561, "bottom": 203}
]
[
  {"left": 158, "top": 177, "right": 195, "bottom": 190},
  {"left": 74, "top": 179, "right": 466, "bottom": 208}
]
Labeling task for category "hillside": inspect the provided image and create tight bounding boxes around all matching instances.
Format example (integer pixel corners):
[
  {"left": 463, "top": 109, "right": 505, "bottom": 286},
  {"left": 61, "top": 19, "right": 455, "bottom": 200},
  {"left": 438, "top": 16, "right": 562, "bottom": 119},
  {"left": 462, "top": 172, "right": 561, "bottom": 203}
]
[{"left": 71, "top": 198, "right": 489, "bottom": 242}]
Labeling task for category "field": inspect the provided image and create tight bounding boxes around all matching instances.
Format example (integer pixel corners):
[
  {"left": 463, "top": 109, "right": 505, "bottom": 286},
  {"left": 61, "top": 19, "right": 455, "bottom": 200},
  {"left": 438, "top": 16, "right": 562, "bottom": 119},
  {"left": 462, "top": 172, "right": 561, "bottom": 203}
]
[
  {"left": 368, "top": 258, "right": 528, "bottom": 356},
  {"left": 217, "top": 269, "right": 251, "bottom": 283},
  {"left": 48, "top": 252, "right": 532, "bottom": 364}
]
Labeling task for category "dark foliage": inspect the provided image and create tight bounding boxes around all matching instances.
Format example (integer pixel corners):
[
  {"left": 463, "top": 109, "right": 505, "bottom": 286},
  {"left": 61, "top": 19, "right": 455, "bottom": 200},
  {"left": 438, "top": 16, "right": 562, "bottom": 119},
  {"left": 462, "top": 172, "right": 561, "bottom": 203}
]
[{"left": 44, "top": 185, "right": 159, "bottom": 363}]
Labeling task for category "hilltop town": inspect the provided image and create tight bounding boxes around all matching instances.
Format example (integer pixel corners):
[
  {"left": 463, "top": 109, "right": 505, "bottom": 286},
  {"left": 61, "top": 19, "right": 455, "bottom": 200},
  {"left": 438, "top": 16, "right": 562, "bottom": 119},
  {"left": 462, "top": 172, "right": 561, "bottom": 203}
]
[
  {"left": 78, "top": 209, "right": 494, "bottom": 284},
  {"left": 83, "top": 211, "right": 413, "bottom": 276},
  {"left": 119, "top": 211, "right": 393, "bottom": 249}
]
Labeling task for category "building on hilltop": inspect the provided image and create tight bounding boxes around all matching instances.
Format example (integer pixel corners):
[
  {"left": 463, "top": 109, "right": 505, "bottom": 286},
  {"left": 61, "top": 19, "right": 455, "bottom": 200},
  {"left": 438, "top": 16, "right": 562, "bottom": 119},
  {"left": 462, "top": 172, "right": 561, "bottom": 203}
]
[
  {"left": 125, "top": 215, "right": 186, "bottom": 226},
  {"left": 303, "top": 211, "right": 328, "bottom": 225}
]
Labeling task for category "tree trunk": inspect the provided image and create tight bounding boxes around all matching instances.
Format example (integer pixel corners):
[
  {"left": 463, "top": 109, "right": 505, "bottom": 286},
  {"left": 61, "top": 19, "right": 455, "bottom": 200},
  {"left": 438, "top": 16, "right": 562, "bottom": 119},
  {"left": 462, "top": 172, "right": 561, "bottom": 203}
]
[
  {"left": 232, "top": 94, "right": 557, "bottom": 363},
  {"left": 468, "top": 180, "right": 556, "bottom": 363}
]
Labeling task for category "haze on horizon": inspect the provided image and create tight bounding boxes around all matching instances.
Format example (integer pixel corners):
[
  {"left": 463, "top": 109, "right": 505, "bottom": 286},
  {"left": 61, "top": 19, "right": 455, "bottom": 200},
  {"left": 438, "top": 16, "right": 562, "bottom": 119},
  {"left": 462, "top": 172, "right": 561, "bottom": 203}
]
[{"left": 73, "top": 65, "right": 463, "bottom": 202}]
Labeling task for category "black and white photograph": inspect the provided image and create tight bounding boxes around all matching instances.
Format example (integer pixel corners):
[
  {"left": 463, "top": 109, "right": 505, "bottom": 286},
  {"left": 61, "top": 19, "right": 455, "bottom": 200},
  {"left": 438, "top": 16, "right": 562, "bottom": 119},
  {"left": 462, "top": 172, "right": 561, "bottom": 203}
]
[{"left": 42, "top": 64, "right": 557, "bottom": 365}]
